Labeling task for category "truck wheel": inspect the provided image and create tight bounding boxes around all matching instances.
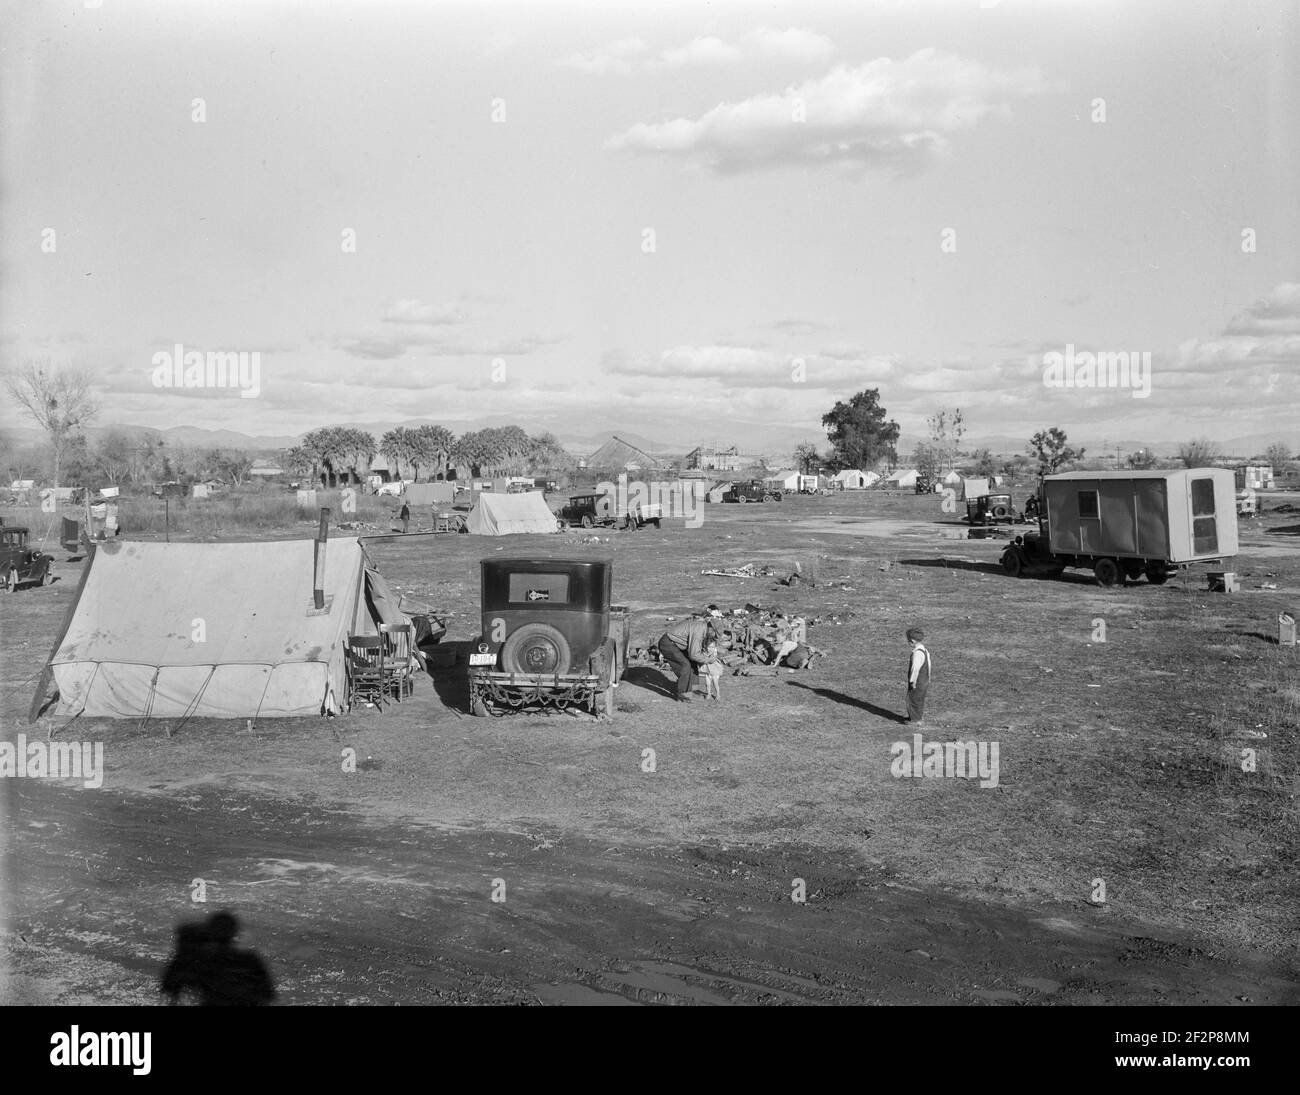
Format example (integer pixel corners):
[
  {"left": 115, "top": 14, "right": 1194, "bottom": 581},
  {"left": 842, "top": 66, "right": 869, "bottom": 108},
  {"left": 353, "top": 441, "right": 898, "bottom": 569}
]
[
  {"left": 1094, "top": 558, "right": 1120, "bottom": 587},
  {"left": 1001, "top": 551, "right": 1023, "bottom": 577},
  {"left": 1145, "top": 564, "right": 1170, "bottom": 585}
]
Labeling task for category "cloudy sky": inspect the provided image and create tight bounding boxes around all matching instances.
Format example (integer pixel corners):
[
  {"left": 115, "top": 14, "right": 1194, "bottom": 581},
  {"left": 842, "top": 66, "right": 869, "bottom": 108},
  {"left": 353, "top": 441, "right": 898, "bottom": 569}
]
[{"left": 2, "top": 0, "right": 1297, "bottom": 454}]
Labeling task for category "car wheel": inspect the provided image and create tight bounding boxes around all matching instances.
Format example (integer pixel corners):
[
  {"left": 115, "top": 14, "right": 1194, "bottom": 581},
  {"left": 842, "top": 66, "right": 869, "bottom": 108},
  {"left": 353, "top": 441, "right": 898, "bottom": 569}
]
[
  {"left": 1094, "top": 558, "right": 1120, "bottom": 587},
  {"left": 581, "top": 515, "right": 594, "bottom": 528},
  {"left": 1001, "top": 551, "right": 1023, "bottom": 577},
  {"left": 500, "top": 622, "right": 572, "bottom": 675},
  {"left": 992, "top": 504, "right": 1010, "bottom": 519}
]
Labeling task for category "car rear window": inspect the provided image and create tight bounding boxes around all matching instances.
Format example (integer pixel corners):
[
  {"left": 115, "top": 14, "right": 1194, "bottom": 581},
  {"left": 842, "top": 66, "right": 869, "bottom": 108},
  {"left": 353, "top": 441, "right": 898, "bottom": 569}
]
[{"left": 507, "top": 573, "right": 571, "bottom": 603}]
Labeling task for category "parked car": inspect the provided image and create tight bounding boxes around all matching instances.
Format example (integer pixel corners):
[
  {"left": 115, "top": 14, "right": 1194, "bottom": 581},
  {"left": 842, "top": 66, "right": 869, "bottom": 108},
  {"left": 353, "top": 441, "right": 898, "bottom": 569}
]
[
  {"left": 914, "top": 474, "right": 935, "bottom": 495},
  {"left": 1, "top": 524, "right": 53, "bottom": 591},
  {"left": 966, "top": 492, "right": 1018, "bottom": 525},
  {"left": 558, "top": 491, "right": 616, "bottom": 528},
  {"left": 467, "top": 558, "right": 630, "bottom": 717},
  {"left": 724, "top": 480, "right": 781, "bottom": 503},
  {"left": 1001, "top": 469, "right": 1239, "bottom": 587}
]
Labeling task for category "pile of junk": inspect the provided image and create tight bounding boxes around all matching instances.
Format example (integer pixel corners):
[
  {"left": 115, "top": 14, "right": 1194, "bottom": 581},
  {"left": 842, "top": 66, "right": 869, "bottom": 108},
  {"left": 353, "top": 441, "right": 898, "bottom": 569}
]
[{"left": 632, "top": 604, "right": 827, "bottom": 676}]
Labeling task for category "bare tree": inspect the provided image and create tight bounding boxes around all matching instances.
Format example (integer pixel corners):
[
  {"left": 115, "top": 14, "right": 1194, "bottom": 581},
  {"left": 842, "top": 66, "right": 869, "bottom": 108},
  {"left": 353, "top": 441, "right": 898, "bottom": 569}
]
[
  {"left": 3, "top": 362, "right": 99, "bottom": 487},
  {"left": 1264, "top": 442, "right": 1291, "bottom": 471},
  {"left": 1176, "top": 438, "right": 1221, "bottom": 468}
]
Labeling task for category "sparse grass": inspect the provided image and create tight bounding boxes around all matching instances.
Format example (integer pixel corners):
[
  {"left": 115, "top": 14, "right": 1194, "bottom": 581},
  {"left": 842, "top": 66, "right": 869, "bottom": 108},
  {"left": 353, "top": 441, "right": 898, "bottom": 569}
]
[{"left": 5, "top": 488, "right": 1298, "bottom": 955}]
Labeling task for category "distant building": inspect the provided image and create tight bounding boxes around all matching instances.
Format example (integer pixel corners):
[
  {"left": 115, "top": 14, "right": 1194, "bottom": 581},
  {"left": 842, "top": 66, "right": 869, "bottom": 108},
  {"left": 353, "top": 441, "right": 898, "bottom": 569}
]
[
  {"left": 685, "top": 445, "right": 762, "bottom": 473},
  {"left": 249, "top": 459, "right": 285, "bottom": 478}
]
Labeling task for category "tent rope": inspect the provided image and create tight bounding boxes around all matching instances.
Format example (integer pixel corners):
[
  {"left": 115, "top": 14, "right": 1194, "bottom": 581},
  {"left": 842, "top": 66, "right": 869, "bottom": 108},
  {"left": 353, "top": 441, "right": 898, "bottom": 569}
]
[{"left": 170, "top": 666, "right": 218, "bottom": 736}]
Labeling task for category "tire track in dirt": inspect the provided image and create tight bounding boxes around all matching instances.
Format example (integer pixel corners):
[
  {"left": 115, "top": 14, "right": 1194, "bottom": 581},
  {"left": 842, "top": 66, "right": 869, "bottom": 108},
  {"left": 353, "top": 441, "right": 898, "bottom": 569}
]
[{"left": 6, "top": 780, "right": 1296, "bottom": 1005}]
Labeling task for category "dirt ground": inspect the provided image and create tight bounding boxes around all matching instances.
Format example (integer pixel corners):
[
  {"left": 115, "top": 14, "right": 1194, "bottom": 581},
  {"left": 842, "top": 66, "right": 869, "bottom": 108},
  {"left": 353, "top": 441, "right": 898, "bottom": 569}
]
[{"left": 2, "top": 490, "right": 1298, "bottom": 1005}]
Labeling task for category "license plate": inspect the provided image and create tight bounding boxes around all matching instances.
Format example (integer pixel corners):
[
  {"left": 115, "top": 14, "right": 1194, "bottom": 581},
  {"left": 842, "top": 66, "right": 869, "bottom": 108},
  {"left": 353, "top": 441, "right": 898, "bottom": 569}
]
[{"left": 469, "top": 653, "right": 496, "bottom": 666}]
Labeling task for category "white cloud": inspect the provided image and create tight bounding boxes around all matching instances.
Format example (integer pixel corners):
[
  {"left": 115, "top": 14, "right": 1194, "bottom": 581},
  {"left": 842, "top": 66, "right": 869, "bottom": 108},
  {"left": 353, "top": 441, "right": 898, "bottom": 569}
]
[
  {"left": 557, "top": 37, "right": 650, "bottom": 76},
  {"left": 561, "top": 27, "right": 833, "bottom": 75},
  {"left": 743, "top": 27, "right": 834, "bottom": 63},
  {"left": 606, "top": 49, "right": 1051, "bottom": 175},
  {"left": 382, "top": 299, "right": 465, "bottom": 325}
]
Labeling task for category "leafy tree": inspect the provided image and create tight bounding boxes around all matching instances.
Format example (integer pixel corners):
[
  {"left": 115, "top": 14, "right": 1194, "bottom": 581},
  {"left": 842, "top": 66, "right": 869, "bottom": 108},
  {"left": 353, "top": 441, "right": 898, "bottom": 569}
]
[
  {"left": 821, "top": 390, "right": 900, "bottom": 471},
  {"left": 379, "top": 427, "right": 415, "bottom": 481},
  {"left": 527, "top": 432, "right": 574, "bottom": 475},
  {"left": 1176, "top": 438, "right": 1220, "bottom": 468},
  {"left": 1028, "top": 427, "right": 1084, "bottom": 474},
  {"left": 3, "top": 362, "right": 99, "bottom": 487},
  {"left": 415, "top": 424, "right": 454, "bottom": 479}
]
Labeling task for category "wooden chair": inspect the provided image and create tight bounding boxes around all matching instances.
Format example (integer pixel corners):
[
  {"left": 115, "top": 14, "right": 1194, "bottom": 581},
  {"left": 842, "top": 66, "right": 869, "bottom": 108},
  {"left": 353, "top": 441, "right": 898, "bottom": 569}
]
[
  {"left": 346, "top": 636, "right": 387, "bottom": 711},
  {"left": 378, "top": 623, "right": 415, "bottom": 701}
]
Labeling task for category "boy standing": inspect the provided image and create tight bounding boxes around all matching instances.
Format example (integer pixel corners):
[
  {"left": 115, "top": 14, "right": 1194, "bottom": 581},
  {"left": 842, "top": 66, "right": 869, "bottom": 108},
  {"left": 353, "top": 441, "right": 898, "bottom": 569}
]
[{"left": 905, "top": 627, "right": 931, "bottom": 724}]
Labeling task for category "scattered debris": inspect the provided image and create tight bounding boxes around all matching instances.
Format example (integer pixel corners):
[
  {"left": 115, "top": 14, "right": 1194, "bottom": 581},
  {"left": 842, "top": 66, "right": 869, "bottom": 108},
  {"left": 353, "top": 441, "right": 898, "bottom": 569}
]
[{"left": 702, "top": 563, "right": 757, "bottom": 578}]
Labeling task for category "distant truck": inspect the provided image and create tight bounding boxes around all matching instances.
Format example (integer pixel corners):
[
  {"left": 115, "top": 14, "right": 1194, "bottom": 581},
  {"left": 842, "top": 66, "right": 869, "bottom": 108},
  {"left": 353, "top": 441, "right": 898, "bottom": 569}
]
[
  {"left": 1000, "top": 469, "right": 1238, "bottom": 586},
  {"left": 467, "top": 559, "right": 630, "bottom": 717}
]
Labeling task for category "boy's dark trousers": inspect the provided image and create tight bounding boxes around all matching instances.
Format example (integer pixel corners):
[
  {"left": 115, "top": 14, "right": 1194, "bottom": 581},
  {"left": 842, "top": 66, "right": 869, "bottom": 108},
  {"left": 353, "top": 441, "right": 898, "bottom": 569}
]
[
  {"left": 657, "top": 635, "right": 696, "bottom": 700},
  {"left": 907, "top": 681, "right": 927, "bottom": 723}
]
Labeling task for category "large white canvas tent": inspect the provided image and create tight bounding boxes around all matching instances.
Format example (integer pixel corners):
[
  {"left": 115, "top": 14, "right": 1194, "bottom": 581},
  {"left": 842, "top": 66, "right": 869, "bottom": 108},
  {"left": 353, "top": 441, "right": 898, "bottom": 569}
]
[
  {"left": 883, "top": 469, "right": 919, "bottom": 488},
  {"left": 465, "top": 491, "right": 559, "bottom": 535},
  {"left": 34, "top": 537, "right": 406, "bottom": 720},
  {"left": 765, "top": 469, "right": 802, "bottom": 491},
  {"left": 833, "top": 469, "right": 876, "bottom": 490}
]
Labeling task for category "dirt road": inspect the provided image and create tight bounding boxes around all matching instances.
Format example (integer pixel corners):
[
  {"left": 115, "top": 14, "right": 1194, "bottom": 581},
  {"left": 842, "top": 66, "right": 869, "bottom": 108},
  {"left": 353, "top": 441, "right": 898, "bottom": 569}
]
[{"left": 5, "top": 778, "right": 1295, "bottom": 1006}]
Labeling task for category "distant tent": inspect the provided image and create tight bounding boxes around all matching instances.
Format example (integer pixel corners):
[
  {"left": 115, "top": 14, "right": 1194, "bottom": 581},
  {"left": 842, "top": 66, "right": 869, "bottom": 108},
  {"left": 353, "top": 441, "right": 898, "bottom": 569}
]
[
  {"left": 765, "top": 469, "right": 801, "bottom": 491},
  {"left": 705, "top": 482, "right": 732, "bottom": 503},
  {"left": 884, "top": 469, "right": 919, "bottom": 488},
  {"left": 962, "top": 477, "right": 991, "bottom": 500},
  {"left": 465, "top": 491, "right": 559, "bottom": 535},
  {"left": 32, "top": 537, "right": 406, "bottom": 720},
  {"left": 833, "top": 469, "right": 873, "bottom": 490},
  {"left": 942, "top": 470, "right": 962, "bottom": 485}
]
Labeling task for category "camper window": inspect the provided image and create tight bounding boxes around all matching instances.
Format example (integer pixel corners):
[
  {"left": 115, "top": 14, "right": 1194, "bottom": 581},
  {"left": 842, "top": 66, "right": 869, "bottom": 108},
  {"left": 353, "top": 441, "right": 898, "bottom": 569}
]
[
  {"left": 1077, "top": 490, "right": 1099, "bottom": 519},
  {"left": 508, "top": 573, "right": 571, "bottom": 604},
  {"left": 1191, "top": 477, "right": 1219, "bottom": 553},
  {"left": 1191, "top": 477, "right": 1216, "bottom": 516}
]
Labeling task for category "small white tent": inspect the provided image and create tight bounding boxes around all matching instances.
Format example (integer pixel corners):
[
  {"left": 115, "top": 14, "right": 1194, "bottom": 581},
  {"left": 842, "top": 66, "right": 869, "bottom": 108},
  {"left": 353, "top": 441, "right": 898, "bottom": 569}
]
[{"left": 465, "top": 491, "right": 559, "bottom": 535}]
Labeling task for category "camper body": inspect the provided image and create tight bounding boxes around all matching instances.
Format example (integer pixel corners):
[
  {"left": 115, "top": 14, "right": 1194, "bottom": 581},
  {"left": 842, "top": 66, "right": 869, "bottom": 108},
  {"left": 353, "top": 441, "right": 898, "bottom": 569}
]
[{"left": 1001, "top": 469, "right": 1238, "bottom": 586}]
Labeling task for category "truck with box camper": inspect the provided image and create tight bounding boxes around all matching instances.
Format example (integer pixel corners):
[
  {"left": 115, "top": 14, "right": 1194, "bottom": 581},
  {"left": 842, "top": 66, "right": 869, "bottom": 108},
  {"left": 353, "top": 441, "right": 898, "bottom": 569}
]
[{"left": 1000, "top": 469, "right": 1238, "bottom": 587}]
